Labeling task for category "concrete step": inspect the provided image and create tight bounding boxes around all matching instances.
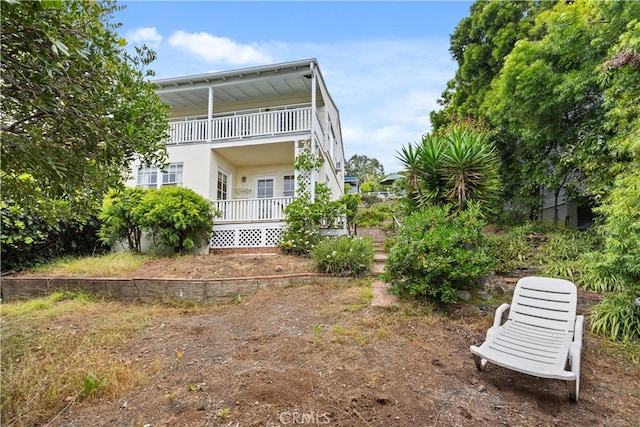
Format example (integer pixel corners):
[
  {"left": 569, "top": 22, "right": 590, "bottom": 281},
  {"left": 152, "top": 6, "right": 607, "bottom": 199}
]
[
  {"left": 372, "top": 262, "right": 385, "bottom": 275},
  {"left": 371, "top": 280, "right": 399, "bottom": 307}
]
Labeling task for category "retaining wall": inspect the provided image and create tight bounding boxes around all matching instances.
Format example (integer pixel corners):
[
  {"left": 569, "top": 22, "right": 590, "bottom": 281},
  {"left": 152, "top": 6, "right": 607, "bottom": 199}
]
[{"left": 1, "top": 274, "right": 336, "bottom": 303}]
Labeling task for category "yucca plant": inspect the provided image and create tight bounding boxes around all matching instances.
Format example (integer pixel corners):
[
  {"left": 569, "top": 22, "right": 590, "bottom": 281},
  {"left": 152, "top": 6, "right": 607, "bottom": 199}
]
[
  {"left": 442, "top": 126, "right": 502, "bottom": 212},
  {"left": 396, "top": 125, "right": 502, "bottom": 216}
]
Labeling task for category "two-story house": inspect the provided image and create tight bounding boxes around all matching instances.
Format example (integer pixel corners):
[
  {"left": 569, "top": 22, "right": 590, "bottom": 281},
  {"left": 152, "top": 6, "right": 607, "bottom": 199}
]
[{"left": 126, "top": 58, "right": 346, "bottom": 250}]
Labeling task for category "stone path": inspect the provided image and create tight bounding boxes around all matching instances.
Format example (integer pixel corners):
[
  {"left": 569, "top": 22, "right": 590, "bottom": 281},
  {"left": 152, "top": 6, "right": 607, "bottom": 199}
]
[{"left": 357, "top": 227, "right": 399, "bottom": 308}]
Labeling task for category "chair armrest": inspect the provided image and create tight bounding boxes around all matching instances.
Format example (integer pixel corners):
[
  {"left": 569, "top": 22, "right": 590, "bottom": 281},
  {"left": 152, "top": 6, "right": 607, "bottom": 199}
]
[
  {"left": 573, "top": 315, "right": 585, "bottom": 346},
  {"left": 493, "top": 303, "right": 510, "bottom": 328}
]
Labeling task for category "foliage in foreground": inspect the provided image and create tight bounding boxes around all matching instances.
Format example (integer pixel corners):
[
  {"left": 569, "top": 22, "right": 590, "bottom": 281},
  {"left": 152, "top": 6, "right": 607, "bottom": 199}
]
[
  {"left": 312, "top": 236, "right": 375, "bottom": 277},
  {"left": 384, "top": 203, "right": 494, "bottom": 304},
  {"left": 1, "top": 0, "right": 169, "bottom": 223},
  {"left": 587, "top": 168, "right": 640, "bottom": 342}
]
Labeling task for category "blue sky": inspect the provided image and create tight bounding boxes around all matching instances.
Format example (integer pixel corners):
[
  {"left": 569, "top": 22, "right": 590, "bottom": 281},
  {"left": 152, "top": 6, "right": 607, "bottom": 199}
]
[{"left": 118, "top": 1, "right": 473, "bottom": 174}]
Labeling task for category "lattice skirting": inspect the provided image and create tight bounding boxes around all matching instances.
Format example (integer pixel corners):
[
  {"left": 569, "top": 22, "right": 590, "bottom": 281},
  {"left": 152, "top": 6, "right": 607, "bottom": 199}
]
[{"left": 210, "top": 223, "right": 284, "bottom": 249}]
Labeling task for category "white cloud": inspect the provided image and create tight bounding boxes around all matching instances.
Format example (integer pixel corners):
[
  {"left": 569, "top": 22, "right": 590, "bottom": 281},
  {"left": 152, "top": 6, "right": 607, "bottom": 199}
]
[
  {"left": 127, "top": 27, "right": 163, "bottom": 48},
  {"left": 302, "top": 38, "right": 456, "bottom": 173},
  {"left": 168, "top": 31, "right": 273, "bottom": 65}
]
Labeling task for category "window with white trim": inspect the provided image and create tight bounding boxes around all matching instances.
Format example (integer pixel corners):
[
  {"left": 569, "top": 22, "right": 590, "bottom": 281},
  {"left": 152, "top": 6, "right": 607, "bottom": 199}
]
[
  {"left": 217, "top": 171, "right": 229, "bottom": 200},
  {"left": 136, "top": 166, "right": 158, "bottom": 189},
  {"left": 283, "top": 174, "right": 295, "bottom": 197},
  {"left": 257, "top": 178, "right": 274, "bottom": 199},
  {"left": 162, "top": 163, "right": 183, "bottom": 187}
]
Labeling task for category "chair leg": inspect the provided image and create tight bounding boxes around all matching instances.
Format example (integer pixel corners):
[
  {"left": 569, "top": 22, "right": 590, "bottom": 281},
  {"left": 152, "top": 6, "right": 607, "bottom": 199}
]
[
  {"left": 567, "top": 379, "right": 578, "bottom": 402},
  {"left": 473, "top": 354, "right": 488, "bottom": 371},
  {"left": 568, "top": 347, "right": 581, "bottom": 402}
]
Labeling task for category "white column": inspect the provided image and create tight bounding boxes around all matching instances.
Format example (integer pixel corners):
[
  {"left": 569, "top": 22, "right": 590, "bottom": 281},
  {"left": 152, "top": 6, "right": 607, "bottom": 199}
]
[
  {"left": 310, "top": 62, "right": 317, "bottom": 200},
  {"left": 207, "top": 85, "right": 214, "bottom": 142}
]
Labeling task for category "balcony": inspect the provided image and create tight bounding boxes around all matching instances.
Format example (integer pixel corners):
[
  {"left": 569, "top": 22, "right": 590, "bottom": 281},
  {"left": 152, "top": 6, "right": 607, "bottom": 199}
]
[{"left": 167, "top": 105, "right": 313, "bottom": 145}]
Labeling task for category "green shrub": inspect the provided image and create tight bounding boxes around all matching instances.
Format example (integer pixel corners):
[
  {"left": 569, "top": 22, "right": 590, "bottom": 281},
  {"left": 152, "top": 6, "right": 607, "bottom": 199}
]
[
  {"left": 1, "top": 174, "right": 106, "bottom": 271},
  {"left": 340, "top": 193, "right": 360, "bottom": 234},
  {"left": 383, "top": 203, "right": 494, "bottom": 304},
  {"left": 575, "top": 252, "right": 625, "bottom": 293},
  {"left": 589, "top": 290, "right": 640, "bottom": 342},
  {"left": 135, "top": 187, "right": 216, "bottom": 254},
  {"left": 278, "top": 197, "right": 323, "bottom": 256},
  {"left": 586, "top": 171, "right": 640, "bottom": 342},
  {"left": 98, "top": 187, "right": 146, "bottom": 252},
  {"left": 486, "top": 223, "right": 600, "bottom": 276},
  {"left": 312, "top": 236, "right": 374, "bottom": 277},
  {"left": 356, "top": 207, "right": 388, "bottom": 227},
  {"left": 278, "top": 184, "right": 344, "bottom": 256}
]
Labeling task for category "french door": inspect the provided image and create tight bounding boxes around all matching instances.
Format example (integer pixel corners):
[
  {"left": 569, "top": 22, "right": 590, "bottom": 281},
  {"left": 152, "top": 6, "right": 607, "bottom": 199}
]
[{"left": 256, "top": 177, "right": 275, "bottom": 219}]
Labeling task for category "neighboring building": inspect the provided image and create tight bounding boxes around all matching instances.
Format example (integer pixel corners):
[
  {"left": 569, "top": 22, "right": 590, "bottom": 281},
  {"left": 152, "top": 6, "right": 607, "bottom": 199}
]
[
  {"left": 540, "top": 188, "right": 595, "bottom": 230},
  {"left": 126, "top": 59, "right": 346, "bottom": 250},
  {"left": 344, "top": 176, "right": 360, "bottom": 194}
]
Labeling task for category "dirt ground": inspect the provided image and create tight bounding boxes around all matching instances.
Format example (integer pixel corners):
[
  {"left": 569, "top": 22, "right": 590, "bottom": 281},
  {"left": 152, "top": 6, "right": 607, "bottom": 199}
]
[{"left": 34, "top": 254, "right": 640, "bottom": 426}]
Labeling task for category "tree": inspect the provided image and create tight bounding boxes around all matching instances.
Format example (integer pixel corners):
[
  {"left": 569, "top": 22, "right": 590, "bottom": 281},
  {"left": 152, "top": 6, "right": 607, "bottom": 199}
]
[
  {"left": 430, "top": 1, "right": 550, "bottom": 131},
  {"left": 483, "top": 0, "right": 621, "bottom": 224},
  {"left": 345, "top": 154, "right": 385, "bottom": 184},
  {"left": 587, "top": 1, "right": 640, "bottom": 342},
  {"left": 1, "top": 0, "right": 169, "bottom": 220}
]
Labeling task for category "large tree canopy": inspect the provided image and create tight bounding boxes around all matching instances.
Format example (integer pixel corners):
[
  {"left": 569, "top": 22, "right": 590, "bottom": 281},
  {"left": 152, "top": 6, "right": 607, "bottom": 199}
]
[
  {"left": 429, "top": 1, "right": 551, "bottom": 132},
  {"left": 431, "top": 0, "right": 639, "bottom": 221},
  {"left": 345, "top": 154, "right": 385, "bottom": 185},
  {"left": 1, "top": 0, "right": 169, "bottom": 217}
]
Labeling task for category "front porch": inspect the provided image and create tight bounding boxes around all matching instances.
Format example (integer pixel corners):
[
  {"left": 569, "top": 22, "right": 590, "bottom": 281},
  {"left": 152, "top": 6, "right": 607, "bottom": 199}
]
[{"left": 209, "top": 197, "right": 347, "bottom": 249}]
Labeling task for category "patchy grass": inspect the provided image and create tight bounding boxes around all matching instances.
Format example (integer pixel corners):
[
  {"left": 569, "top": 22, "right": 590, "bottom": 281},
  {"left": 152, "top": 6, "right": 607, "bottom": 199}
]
[
  {"left": 28, "top": 253, "right": 156, "bottom": 277},
  {"left": 2, "top": 281, "right": 638, "bottom": 426},
  {"left": 0, "top": 292, "right": 183, "bottom": 426}
]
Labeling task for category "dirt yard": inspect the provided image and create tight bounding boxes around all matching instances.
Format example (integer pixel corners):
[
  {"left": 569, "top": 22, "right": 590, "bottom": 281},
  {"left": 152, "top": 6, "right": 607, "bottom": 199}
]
[{"left": 26, "top": 254, "right": 640, "bottom": 426}]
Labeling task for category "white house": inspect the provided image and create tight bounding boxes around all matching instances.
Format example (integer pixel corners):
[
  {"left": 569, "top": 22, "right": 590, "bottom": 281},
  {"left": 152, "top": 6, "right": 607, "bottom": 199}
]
[{"left": 126, "top": 59, "right": 346, "bottom": 250}]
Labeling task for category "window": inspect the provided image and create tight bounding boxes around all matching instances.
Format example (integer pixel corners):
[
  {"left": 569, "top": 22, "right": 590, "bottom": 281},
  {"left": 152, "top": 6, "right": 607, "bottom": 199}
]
[
  {"left": 283, "top": 175, "right": 295, "bottom": 197},
  {"left": 257, "top": 178, "right": 274, "bottom": 198},
  {"left": 137, "top": 166, "right": 158, "bottom": 189},
  {"left": 137, "top": 163, "right": 183, "bottom": 189},
  {"left": 162, "top": 163, "right": 183, "bottom": 187},
  {"left": 217, "top": 171, "right": 229, "bottom": 200}
]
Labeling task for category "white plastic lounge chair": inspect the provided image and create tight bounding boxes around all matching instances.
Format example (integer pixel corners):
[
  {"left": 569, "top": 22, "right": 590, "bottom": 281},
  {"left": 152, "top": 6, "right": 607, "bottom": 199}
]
[{"left": 470, "top": 276, "right": 584, "bottom": 401}]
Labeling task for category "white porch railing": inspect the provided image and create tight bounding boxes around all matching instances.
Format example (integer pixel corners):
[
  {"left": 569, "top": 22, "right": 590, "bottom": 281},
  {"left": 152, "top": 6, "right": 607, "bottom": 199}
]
[
  {"left": 167, "top": 107, "right": 312, "bottom": 144},
  {"left": 214, "top": 197, "right": 293, "bottom": 222}
]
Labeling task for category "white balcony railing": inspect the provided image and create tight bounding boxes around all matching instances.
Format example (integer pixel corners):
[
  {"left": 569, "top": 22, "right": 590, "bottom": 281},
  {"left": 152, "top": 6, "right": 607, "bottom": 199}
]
[
  {"left": 214, "top": 197, "right": 293, "bottom": 222},
  {"left": 167, "top": 107, "right": 312, "bottom": 144}
]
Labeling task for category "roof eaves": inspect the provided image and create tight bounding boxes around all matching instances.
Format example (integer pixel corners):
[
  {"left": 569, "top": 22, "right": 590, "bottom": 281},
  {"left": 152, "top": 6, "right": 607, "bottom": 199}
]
[{"left": 154, "top": 58, "right": 318, "bottom": 89}]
